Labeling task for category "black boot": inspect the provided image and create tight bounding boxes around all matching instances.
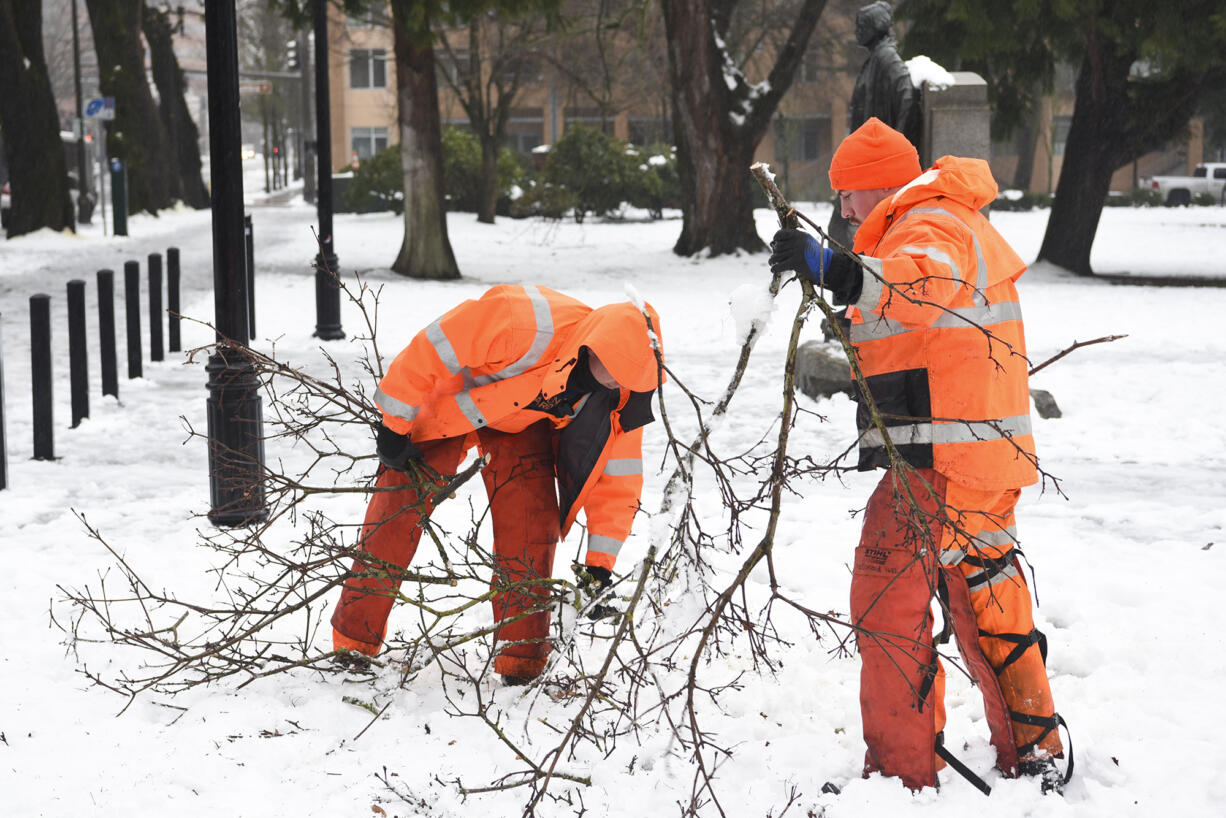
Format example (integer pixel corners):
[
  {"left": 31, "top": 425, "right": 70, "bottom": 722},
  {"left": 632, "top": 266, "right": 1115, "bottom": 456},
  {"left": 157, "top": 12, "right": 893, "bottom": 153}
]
[{"left": 1019, "top": 756, "right": 1065, "bottom": 795}]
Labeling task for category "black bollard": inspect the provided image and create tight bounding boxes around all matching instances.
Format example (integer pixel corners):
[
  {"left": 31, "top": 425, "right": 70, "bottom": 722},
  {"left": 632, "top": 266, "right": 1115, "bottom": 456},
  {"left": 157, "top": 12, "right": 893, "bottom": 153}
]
[
  {"left": 67, "top": 280, "right": 90, "bottom": 427},
  {"left": 244, "top": 214, "right": 256, "bottom": 338},
  {"left": 0, "top": 316, "right": 8, "bottom": 489},
  {"left": 97, "top": 269, "right": 119, "bottom": 398},
  {"left": 167, "top": 247, "right": 181, "bottom": 353},
  {"left": 148, "top": 252, "right": 164, "bottom": 362},
  {"left": 30, "top": 294, "right": 54, "bottom": 460},
  {"left": 110, "top": 158, "right": 128, "bottom": 237},
  {"left": 123, "top": 260, "right": 143, "bottom": 379}
]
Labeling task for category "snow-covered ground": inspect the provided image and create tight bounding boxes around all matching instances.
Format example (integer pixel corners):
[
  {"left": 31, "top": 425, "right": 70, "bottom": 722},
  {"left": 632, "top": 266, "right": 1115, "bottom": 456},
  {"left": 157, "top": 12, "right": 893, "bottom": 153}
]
[{"left": 2, "top": 186, "right": 1224, "bottom": 817}]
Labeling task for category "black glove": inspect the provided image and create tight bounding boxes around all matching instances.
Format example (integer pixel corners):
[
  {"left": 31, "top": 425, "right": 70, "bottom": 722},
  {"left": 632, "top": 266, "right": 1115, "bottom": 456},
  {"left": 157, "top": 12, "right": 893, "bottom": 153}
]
[
  {"left": 575, "top": 564, "right": 612, "bottom": 595},
  {"left": 768, "top": 228, "right": 864, "bottom": 304},
  {"left": 573, "top": 564, "right": 618, "bottom": 620},
  {"left": 376, "top": 423, "right": 423, "bottom": 471}
]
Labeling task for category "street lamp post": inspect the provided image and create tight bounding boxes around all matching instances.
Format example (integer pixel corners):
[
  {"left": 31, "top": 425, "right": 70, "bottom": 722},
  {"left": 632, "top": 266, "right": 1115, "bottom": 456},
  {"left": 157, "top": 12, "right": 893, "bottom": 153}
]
[
  {"left": 204, "top": 0, "right": 268, "bottom": 527},
  {"left": 70, "top": 0, "right": 91, "bottom": 223},
  {"left": 312, "top": 0, "right": 344, "bottom": 341}
]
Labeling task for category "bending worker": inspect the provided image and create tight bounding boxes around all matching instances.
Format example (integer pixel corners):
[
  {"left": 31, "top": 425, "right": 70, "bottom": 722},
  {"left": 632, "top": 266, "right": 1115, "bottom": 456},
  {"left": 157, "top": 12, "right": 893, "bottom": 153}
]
[
  {"left": 768, "top": 118, "right": 1069, "bottom": 792},
  {"left": 330, "top": 284, "right": 662, "bottom": 684}
]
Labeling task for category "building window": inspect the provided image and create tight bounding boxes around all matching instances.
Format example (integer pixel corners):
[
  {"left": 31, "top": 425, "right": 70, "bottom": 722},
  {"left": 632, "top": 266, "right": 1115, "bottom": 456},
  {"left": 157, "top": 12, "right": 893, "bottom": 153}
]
[
  {"left": 346, "top": 8, "right": 390, "bottom": 28},
  {"left": 801, "top": 50, "right": 820, "bottom": 84},
  {"left": 506, "top": 107, "right": 545, "bottom": 154},
  {"left": 351, "top": 127, "right": 389, "bottom": 160},
  {"left": 564, "top": 107, "right": 615, "bottom": 136},
  {"left": 628, "top": 116, "right": 671, "bottom": 147},
  {"left": 350, "top": 49, "right": 387, "bottom": 89},
  {"left": 436, "top": 49, "right": 470, "bottom": 85},
  {"left": 1053, "top": 115, "right": 1073, "bottom": 156},
  {"left": 495, "top": 56, "right": 543, "bottom": 86},
  {"left": 773, "top": 114, "right": 830, "bottom": 162}
]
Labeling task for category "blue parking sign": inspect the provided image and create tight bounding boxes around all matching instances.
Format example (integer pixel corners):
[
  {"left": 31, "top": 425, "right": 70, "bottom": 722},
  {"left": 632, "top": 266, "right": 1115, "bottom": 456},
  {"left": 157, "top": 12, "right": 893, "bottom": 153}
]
[{"left": 84, "top": 97, "right": 115, "bottom": 120}]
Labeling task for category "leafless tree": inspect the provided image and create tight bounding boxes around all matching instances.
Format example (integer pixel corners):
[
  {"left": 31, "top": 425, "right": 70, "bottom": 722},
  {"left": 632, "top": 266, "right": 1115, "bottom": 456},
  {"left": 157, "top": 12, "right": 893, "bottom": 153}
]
[{"left": 57, "top": 182, "right": 1109, "bottom": 814}]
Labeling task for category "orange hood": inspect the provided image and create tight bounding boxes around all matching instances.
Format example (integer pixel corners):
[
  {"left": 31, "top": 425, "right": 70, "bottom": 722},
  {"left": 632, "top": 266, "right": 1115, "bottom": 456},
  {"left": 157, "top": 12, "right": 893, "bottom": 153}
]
[{"left": 541, "top": 300, "right": 664, "bottom": 396}]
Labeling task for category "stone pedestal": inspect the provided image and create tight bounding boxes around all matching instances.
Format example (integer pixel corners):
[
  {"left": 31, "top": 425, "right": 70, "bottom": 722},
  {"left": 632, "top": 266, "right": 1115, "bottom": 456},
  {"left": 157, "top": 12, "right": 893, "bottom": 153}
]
[{"left": 922, "top": 71, "right": 990, "bottom": 166}]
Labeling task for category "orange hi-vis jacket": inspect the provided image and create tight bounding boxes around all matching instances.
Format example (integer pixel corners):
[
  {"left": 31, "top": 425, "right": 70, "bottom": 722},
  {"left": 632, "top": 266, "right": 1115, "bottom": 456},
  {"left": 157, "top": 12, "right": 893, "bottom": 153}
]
[
  {"left": 374, "top": 284, "right": 663, "bottom": 571},
  {"left": 847, "top": 156, "right": 1037, "bottom": 491}
]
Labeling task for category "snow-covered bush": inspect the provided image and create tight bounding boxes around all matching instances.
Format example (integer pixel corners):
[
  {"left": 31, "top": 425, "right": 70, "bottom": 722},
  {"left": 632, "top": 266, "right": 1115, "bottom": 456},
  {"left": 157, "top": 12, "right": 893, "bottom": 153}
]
[
  {"left": 625, "top": 146, "right": 682, "bottom": 219},
  {"left": 440, "top": 125, "right": 527, "bottom": 214},
  {"left": 541, "top": 125, "right": 637, "bottom": 222}
]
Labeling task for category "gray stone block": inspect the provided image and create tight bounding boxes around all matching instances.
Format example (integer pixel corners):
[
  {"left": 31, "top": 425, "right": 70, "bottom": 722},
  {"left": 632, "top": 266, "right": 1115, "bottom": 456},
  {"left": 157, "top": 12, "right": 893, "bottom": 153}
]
[
  {"left": 796, "top": 340, "right": 853, "bottom": 400},
  {"left": 1030, "top": 388, "right": 1062, "bottom": 419},
  {"left": 922, "top": 71, "right": 991, "bottom": 166}
]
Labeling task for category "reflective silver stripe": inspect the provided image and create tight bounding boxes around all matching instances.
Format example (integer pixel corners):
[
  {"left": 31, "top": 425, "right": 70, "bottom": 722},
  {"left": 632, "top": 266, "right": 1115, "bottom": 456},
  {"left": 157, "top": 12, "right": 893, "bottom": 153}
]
[
  {"left": 898, "top": 206, "right": 990, "bottom": 300},
  {"left": 588, "top": 534, "right": 624, "bottom": 557},
  {"left": 899, "top": 244, "right": 960, "bottom": 284},
  {"left": 374, "top": 386, "right": 419, "bottom": 423},
  {"left": 426, "top": 319, "right": 462, "bottom": 375},
  {"left": 933, "top": 414, "right": 1032, "bottom": 444},
  {"left": 467, "top": 285, "right": 557, "bottom": 387},
  {"left": 854, "top": 256, "right": 885, "bottom": 311},
  {"left": 604, "top": 458, "right": 642, "bottom": 476},
  {"left": 930, "top": 299, "right": 1023, "bottom": 329},
  {"left": 866, "top": 205, "right": 992, "bottom": 318},
  {"left": 851, "top": 299, "right": 1024, "bottom": 343},
  {"left": 965, "top": 560, "right": 1020, "bottom": 588},
  {"left": 940, "top": 549, "right": 966, "bottom": 566},
  {"left": 849, "top": 313, "right": 910, "bottom": 343},
  {"left": 565, "top": 393, "right": 590, "bottom": 419},
  {"left": 860, "top": 414, "right": 1033, "bottom": 449},
  {"left": 453, "top": 390, "right": 487, "bottom": 428},
  {"left": 940, "top": 525, "right": 1017, "bottom": 566},
  {"left": 976, "top": 526, "right": 1018, "bottom": 548}
]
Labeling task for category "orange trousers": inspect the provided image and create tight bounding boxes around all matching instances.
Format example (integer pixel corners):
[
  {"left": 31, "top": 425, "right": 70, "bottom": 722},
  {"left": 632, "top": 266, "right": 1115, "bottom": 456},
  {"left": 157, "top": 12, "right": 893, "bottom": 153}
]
[
  {"left": 331, "top": 422, "right": 561, "bottom": 678},
  {"left": 849, "top": 468, "right": 1062, "bottom": 790}
]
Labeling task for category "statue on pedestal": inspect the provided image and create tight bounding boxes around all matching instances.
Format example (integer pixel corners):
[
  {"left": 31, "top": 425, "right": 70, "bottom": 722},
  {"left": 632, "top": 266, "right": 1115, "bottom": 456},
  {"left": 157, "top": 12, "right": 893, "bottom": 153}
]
[
  {"left": 850, "top": 1, "right": 921, "bottom": 146},
  {"left": 828, "top": 1, "right": 922, "bottom": 248}
]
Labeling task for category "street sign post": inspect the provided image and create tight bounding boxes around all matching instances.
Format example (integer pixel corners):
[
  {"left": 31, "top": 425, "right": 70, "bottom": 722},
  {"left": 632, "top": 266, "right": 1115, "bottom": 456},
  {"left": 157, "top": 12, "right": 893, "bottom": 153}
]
[
  {"left": 238, "top": 80, "right": 272, "bottom": 95},
  {"left": 83, "top": 96, "right": 115, "bottom": 120}
]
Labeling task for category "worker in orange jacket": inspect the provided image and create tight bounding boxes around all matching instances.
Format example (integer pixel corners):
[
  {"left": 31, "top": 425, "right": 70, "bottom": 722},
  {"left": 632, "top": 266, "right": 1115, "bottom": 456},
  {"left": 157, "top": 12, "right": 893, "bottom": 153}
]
[
  {"left": 330, "top": 284, "right": 662, "bottom": 684},
  {"left": 768, "top": 118, "right": 1069, "bottom": 793}
]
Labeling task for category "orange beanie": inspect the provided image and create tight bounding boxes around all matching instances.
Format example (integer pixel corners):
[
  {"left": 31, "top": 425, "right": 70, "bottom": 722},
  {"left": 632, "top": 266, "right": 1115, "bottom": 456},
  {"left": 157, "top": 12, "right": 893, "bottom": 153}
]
[{"left": 828, "top": 117, "right": 921, "bottom": 191}]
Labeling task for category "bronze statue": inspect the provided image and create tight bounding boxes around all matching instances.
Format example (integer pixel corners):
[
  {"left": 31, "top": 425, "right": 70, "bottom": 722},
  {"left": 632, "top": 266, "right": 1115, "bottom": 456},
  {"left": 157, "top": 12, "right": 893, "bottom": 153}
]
[
  {"left": 829, "top": 2, "right": 922, "bottom": 248},
  {"left": 850, "top": 1, "right": 920, "bottom": 144}
]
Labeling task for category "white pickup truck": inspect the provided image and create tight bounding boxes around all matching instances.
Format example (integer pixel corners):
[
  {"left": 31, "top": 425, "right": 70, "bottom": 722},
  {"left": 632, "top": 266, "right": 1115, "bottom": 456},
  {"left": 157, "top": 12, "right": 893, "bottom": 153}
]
[{"left": 1147, "top": 162, "right": 1226, "bottom": 206}]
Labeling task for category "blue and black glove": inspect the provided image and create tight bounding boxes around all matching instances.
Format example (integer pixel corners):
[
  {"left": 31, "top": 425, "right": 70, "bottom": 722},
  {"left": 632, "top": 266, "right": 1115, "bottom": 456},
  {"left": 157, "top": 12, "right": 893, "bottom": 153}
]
[
  {"left": 376, "top": 422, "right": 423, "bottom": 472},
  {"left": 768, "top": 228, "right": 863, "bottom": 304}
]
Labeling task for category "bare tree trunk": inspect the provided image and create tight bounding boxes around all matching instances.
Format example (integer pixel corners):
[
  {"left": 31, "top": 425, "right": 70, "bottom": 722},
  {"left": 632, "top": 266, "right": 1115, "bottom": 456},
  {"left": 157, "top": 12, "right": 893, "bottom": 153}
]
[
  {"left": 434, "top": 15, "right": 531, "bottom": 226},
  {"left": 390, "top": 0, "right": 459, "bottom": 279},
  {"left": 141, "top": 4, "right": 208, "bottom": 209},
  {"left": 661, "top": 0, "right": 827, "bottom": 257},
  {"left": 84, "top": 0, "right": 176, "bottom": 213},
  {"left": 1038, "top": 26, "right": 1217, "bottom": 276},
  {"left": 478, "top": 137, "right": 499, "bottom": 223},
  {"left": 0, "top": 0, "right": 75, "bottom": 237},
  {"left": 262, "top": 100, "right": 271, "bottom": 193},
  {"left": 1011, "top": 119, "right": 1036, "bottom": 192}
]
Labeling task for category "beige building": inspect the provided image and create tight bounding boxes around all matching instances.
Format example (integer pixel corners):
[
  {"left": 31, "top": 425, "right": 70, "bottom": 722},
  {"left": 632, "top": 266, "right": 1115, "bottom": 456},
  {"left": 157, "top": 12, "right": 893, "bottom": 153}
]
[
  {"left": 323, "top": 3, "right": 1195, "bottom": 200},
  {"left": 323, "top": 1, "right": 868, "bottom": 201}
]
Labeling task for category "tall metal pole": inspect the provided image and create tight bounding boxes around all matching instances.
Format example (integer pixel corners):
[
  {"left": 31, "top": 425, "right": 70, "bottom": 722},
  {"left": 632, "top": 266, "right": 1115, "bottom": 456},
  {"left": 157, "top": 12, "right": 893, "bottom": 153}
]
[
  {"left": 204, "top": 0, "right": 268, "bottom": 527},
  {"left": 71, "top": 0, "right": 90, "bottom": 223},
  {"left": 312, "top": 0, "right": 344, "bottom": 340},
  {"left": 298, "top": 29, "right": 312, "bottom": 192}
]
